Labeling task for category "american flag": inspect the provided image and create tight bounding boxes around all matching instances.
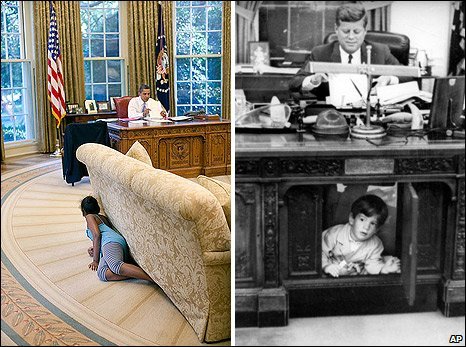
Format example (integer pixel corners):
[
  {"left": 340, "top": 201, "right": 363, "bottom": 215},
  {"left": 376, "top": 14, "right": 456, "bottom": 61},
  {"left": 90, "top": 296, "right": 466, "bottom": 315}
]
[{"left": 47, "top": 1, "right": 66, "bottom": 127}]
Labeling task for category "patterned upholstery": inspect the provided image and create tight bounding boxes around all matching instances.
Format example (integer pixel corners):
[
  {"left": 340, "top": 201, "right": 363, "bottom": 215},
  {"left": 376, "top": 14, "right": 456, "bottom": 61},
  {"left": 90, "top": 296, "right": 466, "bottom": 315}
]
[
  {"left": 76, "top": 143, "right": 230, "bottom": 342},
  {"left": 197, "top": 175, "right": 231, "bottom": 230},
  {"left": 114, "top": 96, "right": 134, "bottom": 118}
]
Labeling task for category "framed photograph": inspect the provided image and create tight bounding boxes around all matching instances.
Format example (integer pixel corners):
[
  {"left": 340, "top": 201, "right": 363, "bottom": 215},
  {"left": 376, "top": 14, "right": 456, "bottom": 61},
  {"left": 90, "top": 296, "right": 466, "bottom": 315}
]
[
  {"left": 97, "top": 101, "right": 110, "bottom": 112},
  {"left": 249, "top": 41, "right": 270, "bottom": 67},
  {"left": 84, "top": 100, "right": 97, "bottom": 114},
  {"left": 110, "top": 97, "right": 117, "bottom": 110},
  {"left": 66, "top": 103, "right": 79, "bottom": 114}
]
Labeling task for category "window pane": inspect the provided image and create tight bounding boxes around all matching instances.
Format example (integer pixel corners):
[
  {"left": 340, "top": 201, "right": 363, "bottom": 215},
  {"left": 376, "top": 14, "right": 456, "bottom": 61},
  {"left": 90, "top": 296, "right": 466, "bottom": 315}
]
[
  {"left": 176, "top": 32, "right": 190, "bottom": 55},
  {"left": 192, "top": 58, "right": 206, "bottom": 81},
  {"left": 207, "top": 105, "right": 221, "bottom": 115},
  {"left": 2, "top": 116, "right": 15, "bottom": 142},
  {"left": 92, "top": 60, "right": 106, "bottom": 83},
  {"left": 177, "top": 2, "right": 190, "bottom": 7},
  {"left": 14, "top": 115, "right": 26, "bottom": 141},
  {"left": 1, "top": 63, "right": 11, "bottom": 88},
  {"left": 176, "top": 8, "right": 190, "bottom": 32},
  {"left": 13, "top": 88, "right": 24, "bottom": 113},
  {"left": 5, "top": 5, "right": 19, "bottom": 33},
  {"left": 108, "top": 84, "right": 121, "bottom": 97},
  {"left": 93, "top": 84, "right": 107, "bottom": 101},
  {"left": 177, "top": 82, "right": 191, "bottom": 104},
  {"left": 106, "top": 34, "right": 119, "bottom": 57},
  {"left": 84, "top": 60, "right": 91, "bottom": 83},
  {"left": 89, "top": 9, "right": 104, "bottom": 32},
  {"left": 107, "top": 60, "right": 121, "bottom": 82},
  {"left": 192, "top": 82, "right": 206, "bottom": 104},
  {"left": 107, "top": 1, "right": 119, "bottom": 9},
  {"left": 192, "top": 32, "right": 206, "bottom": 55},
  {"left": 7, "top": 35, "right": 20, "bottom": 59},
  {"left": 105, "top": 9, "right": 119, "bottom": 32},
  {"left": 177, "top": 105, "right": 190, "bottom": 116},
  {"left": 90, "top": 33, "right": 104, "bottom": 57},
  {"left": 207, "top": 81, "right": 221, "bottom": 104},
  {"left": 207, "top": 31, "right": 221, "bottom": 54},
  {"left": 11, "top": 63, "right": 23, "bottom": 87},
  {"left": 81, "top": 9, "right": 89, "bottom": 32},
  {"left": 85, "top": 85, "right": 92, "bottom": 99},
  {"left": 192, "top": 7, "right": 206, "bottom": 31},
  {"left": 207, "top": 6, "right": 221, "bottom": 30},
  {"left": 1, "top": 36, "right": 6, "bottom": 59},
  {"left": 1, "top": 90, "right": 13, "bottom": 116},
  {"left": 82, "top": 34, "right": 90, "bottom": 57},
  {"left": 177, "top": 58, "right": 190, "bottom": 81},
  {"left": 207, "top": 57, "right": 221, "bottom": 80}
]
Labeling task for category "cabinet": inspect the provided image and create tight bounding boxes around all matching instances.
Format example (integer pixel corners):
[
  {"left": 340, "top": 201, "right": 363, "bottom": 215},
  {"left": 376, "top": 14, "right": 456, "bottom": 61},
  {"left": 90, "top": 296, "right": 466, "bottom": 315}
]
[{"left": 235, "top": 133, "right": 464, "bottom": 326}]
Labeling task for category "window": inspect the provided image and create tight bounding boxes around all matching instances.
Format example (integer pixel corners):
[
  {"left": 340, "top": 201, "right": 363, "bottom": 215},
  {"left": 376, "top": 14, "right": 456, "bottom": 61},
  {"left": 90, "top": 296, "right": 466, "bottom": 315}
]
[
  {"left": 1, "top": 1, "right": 35, "bottom": 143},
  {"left": 80, "top": 1, "right": 125, "bottom": 101},
  {"left": 174, "top": 1, "right": 223, "bottom": 117}
]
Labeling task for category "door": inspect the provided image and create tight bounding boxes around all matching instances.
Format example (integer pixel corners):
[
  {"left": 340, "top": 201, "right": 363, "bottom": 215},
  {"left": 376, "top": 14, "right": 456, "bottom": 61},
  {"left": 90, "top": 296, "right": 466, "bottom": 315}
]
[{"left": 401, "top": 183, "right": 419, "bottom": 306}]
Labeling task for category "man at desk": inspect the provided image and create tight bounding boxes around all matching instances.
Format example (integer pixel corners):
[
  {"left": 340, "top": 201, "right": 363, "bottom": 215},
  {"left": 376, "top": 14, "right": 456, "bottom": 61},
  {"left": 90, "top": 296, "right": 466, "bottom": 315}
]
[
  {"left": 128, "top": 84, "right": 167, "bottom": 119},
  {"left": 289, "top": 2, "right": 401, "bottom": 100}
]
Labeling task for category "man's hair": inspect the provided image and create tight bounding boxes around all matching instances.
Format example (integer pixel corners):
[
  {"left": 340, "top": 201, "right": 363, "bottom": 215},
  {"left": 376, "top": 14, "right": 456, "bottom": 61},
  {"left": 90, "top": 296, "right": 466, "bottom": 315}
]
[
  {"left": 81, "top": 196, "right": 100, "bottom": 215},
  {"left": 351, "top": 194, "right": 388, "bottom": 226},
  {"left": 138, "top": 84, "right": 151, "bottom": 94},
  {"left": 335, "top": 2, "right": 368, "bottom": 28}
]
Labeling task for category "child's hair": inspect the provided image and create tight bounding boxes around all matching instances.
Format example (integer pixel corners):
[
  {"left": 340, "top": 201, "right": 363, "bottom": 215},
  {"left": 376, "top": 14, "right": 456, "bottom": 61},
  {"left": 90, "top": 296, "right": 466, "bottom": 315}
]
[
  {"left": 351, "top": 194, "right": 388, "bottom": 226},
  {"left": 81, "top": 196, "right": 100, "bottom": 215}
]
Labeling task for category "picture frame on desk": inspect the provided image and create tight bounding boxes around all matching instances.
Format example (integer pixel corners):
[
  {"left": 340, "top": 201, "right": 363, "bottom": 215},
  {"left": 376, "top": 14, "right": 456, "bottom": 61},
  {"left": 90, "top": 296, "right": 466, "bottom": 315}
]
[
  {"left": 66, "top": 103, "right": 79, "bottom": 114},
  {"left": 97, "top": 101, "right": 110, "bottom": 112},
  {"left": 249, "top": 41, "right": 270, "bottom": 67},
  {"left": 84, "top": 100, "right": 97, "bottom": 114}
]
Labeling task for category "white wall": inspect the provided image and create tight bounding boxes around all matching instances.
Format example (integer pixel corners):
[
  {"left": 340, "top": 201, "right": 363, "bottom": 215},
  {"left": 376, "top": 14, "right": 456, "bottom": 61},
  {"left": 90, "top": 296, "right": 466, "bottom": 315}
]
[{"left": 390, "top": 1, "right": 452, "bottom": 76}]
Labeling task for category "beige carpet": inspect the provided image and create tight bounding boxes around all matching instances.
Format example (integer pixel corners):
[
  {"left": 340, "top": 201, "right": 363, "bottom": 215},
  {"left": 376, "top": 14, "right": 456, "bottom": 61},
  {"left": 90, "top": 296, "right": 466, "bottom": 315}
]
[{"left": 1, "top": 161, "right": 231, "bottom": 346}]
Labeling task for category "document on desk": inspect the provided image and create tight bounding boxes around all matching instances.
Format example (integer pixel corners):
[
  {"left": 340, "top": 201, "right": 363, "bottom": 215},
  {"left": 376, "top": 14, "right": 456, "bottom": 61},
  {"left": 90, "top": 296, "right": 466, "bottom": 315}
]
[
  {"left": 327, "top": 73, "right": 368, "bottom": 108},
  {"left": 376, "top": 81, "right": 432, "bottom": 105}
]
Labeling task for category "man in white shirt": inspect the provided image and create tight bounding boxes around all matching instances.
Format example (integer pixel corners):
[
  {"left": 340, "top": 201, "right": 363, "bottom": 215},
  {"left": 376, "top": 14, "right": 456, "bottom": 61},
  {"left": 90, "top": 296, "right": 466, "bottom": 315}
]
[{"left": 127, "top": 84, "right": 167, "bottom": 119}]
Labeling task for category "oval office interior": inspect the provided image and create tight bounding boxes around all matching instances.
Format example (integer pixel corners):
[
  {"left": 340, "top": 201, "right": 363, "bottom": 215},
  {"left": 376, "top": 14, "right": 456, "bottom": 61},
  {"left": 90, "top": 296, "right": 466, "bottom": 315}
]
[
  {"left": 235, "top": 0, "right": 465, "bottom": 332},
  {"left": 1, "top": 1, "right": 231, "bottom": 345}
]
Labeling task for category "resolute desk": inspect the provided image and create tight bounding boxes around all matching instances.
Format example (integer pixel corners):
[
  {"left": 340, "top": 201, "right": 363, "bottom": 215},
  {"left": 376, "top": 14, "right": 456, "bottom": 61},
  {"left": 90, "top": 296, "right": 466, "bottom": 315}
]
[
  {"left": 235, "top": 132, "right": 464, "bottom": 326},
  {"left": 107, "top": 119, "right": 230, "bottom": 178}
]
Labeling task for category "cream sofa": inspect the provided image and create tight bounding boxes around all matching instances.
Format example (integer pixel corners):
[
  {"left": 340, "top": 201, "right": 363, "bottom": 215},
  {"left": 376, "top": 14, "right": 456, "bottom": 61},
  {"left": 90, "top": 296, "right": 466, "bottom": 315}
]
[{"left": 76, "top": 142, "right": 230, "bottom": 342}]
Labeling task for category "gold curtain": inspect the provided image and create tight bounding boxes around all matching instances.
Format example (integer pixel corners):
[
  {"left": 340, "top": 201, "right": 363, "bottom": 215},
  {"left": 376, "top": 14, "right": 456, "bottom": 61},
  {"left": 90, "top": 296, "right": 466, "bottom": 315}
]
[
  {"left": 162, "top": 1, "right": 176, "bottom": 114},
  {"left": 222, "top": 2, "right": 231, "bottom": 120},
  {"left": 33, "top": 1, "right": 85, "bottom": 153},
  {"left": 127, "top": 1, "right": 158, "bottom": 97}
]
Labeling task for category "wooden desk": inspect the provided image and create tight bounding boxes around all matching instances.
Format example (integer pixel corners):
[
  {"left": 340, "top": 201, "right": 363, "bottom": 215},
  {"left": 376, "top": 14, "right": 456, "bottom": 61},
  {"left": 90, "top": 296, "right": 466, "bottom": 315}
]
[
  {"left": 235, "top": 132, "right": 465, "bottom": 326},
  {"left": 236, "top": 73, "right": 295, "bottom": 105},
  {"left": 107, "top": 119, "right": 231, "bottom": 178}
]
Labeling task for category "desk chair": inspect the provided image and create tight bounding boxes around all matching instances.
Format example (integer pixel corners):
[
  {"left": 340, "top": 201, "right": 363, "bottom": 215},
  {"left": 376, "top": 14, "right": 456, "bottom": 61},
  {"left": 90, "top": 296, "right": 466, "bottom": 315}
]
[
  {"left": 113, "top": 96, "right": 134, "bottom": 118},
  {"left": 62, "top": 122, "right": 110, "bottom": 185},
  {"left": 324, "top": 31, "right": 410, "bottom": 65}
]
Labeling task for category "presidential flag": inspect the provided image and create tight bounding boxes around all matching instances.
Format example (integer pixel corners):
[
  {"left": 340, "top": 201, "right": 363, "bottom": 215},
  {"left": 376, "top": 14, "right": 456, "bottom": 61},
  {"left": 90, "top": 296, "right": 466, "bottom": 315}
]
[
  {"left": 448, "top": 1, "right": 465, "bottom": 76},
  {"left": 47, "top": 1, "right": 67, "bottom": 127},
  {"left": 155, "top": 2, "right": 170, "bottom": 111}
]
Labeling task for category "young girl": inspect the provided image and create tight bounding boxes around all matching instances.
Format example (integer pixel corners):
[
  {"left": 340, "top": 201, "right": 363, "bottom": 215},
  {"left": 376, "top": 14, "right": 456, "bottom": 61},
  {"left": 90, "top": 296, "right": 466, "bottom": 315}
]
[{"left": 81, "top": 196, "right": 153, "bottom": 282}]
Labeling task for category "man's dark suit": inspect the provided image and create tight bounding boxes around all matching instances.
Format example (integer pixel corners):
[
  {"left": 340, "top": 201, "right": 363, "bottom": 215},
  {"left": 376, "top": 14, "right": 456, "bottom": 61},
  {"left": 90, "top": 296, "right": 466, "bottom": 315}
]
[{"left": 289, "top": 40, "right": 401, "bottom": 99}]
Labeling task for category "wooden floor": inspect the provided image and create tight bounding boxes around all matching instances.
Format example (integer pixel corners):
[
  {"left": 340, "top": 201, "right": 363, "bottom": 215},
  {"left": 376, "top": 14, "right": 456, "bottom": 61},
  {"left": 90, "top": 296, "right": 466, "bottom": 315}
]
[{"left": 1, "top": 154, "right": 231, "bottom": 346}]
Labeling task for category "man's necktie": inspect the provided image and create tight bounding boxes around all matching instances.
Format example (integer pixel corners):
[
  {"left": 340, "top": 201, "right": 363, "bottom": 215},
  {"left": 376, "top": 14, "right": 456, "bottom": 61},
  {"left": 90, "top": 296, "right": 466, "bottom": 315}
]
[
  {"left": 142, "top": 102, "right": 147, "bottom": 113},
  {"left": 348, "top": 54, "right": 353, "bottom": 64}
]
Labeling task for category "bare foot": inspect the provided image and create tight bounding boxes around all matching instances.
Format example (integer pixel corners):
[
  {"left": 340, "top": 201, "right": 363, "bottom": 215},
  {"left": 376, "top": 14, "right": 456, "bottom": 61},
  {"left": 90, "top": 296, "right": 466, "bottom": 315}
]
[{"left": 88, "top": 246, "right": 94, "bottom": 257}]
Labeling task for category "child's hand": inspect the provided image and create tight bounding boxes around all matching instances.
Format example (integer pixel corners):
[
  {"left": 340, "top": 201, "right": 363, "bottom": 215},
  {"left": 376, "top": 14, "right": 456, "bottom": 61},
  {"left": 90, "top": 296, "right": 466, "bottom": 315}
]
[
  {"left": 88, "top": 261, "right": 98, "bottom": 271},
  {"left": 324, "top": 264, "right": 341, "bottom": 277},
  {"left": 381, "top": 256, "right": 400, "bottom": 274}
]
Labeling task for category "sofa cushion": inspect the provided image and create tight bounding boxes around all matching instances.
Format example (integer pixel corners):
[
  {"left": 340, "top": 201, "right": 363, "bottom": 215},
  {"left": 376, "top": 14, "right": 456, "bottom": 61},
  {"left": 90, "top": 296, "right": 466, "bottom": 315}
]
[
  {"left": 197, "top": 175, "right": 231, "bottom": 229},
  {"left": 114, "top": 96, "right": 133, "bottom": 118},
  {"left": 125, "top": 141, "right": 152, "bottom": 166}
]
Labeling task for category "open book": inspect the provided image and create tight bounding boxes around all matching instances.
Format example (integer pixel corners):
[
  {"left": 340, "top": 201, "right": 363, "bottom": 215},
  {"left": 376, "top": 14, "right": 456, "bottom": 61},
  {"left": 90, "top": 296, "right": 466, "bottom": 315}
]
[{"left": 376, "top": 81, "right": 432, "bottom": 106}]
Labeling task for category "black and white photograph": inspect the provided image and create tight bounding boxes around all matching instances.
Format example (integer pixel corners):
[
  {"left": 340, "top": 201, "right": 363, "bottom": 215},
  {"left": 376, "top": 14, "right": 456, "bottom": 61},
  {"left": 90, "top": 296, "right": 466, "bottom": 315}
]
[{"left": 235, "top": 1, "right": 464, "bottom": 346}]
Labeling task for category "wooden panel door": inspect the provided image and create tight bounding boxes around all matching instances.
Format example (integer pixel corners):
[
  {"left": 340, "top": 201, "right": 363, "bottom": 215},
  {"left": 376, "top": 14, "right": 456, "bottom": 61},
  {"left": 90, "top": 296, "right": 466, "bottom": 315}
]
[{"left": 401, "top": 183, "right": 419, "bottom": 306}]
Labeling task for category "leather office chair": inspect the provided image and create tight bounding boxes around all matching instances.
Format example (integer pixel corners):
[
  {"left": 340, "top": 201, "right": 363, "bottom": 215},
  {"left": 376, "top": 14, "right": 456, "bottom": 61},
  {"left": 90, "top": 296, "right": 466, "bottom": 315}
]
[
  {"left": 323, "top": 31, "right": 410, "bottom": 65},
  {"left": 113, "top": 96, "right": 134, "bottom": 118},
  {"left": 62, "top": 121, "right": 110, "bottom": 185}
]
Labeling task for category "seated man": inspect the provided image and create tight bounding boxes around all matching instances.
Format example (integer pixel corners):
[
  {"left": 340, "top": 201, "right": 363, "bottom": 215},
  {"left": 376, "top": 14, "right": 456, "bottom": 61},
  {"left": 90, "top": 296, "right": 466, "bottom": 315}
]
[
  {"left": 128, "top": 83, "right": 167, "bottom": 119},
  {"left": 289, "top": 2, "right": 402, "bottom": 100}
]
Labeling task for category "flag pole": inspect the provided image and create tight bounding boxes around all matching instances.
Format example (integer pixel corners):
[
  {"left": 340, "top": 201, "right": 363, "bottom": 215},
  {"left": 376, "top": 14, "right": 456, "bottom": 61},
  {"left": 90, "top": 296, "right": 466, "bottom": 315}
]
[{"left": 50, "top": 122, "right": 62, "bottom": 157}]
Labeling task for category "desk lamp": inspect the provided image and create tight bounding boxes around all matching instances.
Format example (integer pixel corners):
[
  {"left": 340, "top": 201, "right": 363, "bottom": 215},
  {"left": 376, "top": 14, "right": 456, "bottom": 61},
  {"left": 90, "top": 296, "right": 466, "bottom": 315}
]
[{"left": 306, "top": 46, "right": 420, "bottom": 139}]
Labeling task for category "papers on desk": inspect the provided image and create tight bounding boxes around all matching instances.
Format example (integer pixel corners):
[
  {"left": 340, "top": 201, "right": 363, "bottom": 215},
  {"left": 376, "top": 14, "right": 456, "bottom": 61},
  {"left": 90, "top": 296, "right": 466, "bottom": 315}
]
[
  {"left": 128, "top": 119, "right": 147, "bottom": 127},
  {"left": 145, "top": 118, "right": 172, "bottom": 123},
  {"left": 169, "top": 116, "right": 193, "bottom": 122},
  {"left": 327, "top": 73, "right": 368, "bottom": 108},
  {"left": 376, "top": 81, "right": 432, "bottom": 105},
  {"left": 96, "top": 118, "right": 118, "bottom": 122}
]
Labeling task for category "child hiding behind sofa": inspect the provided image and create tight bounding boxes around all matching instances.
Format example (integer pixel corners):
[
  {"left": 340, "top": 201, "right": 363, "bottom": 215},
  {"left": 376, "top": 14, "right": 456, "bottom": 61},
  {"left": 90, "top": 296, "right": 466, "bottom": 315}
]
[
  {"left": 322, "top": 194, "right": 401, "bottom": 277},
  {"left": 81, "top": 196, "right": 153, "bottom": 282}
]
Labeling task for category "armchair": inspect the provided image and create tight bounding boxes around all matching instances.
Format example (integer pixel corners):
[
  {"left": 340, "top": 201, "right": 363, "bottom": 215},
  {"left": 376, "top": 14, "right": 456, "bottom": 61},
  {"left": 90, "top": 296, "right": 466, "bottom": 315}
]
[
  {"left": 324, "top": 31, "right": 410, "bottom": 65},
  {"left": 113, "top": 96, "right": 134, "bottom": 118}
]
